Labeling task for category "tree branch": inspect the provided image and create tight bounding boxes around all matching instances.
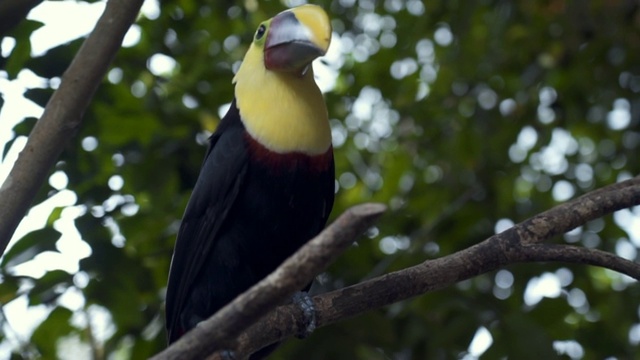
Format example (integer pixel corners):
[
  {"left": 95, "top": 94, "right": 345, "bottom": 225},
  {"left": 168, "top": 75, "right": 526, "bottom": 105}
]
[
  {"left": 151, "top": 203, "right": 387, "bottom": 360},
  {"left": 0, "top": 0, "right": 144, "bottom": 253},
  {"left": 516, "top": 244, "right": 640, "bottom": 278},
  {"left": 217, "top": 176, "right": 640, "bottom": 358}
]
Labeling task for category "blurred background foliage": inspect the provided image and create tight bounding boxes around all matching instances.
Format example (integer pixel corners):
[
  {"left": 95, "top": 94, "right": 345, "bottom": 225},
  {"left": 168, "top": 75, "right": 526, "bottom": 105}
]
[{"left": 0, "top": 0, "right": 639, "bottom": 359}]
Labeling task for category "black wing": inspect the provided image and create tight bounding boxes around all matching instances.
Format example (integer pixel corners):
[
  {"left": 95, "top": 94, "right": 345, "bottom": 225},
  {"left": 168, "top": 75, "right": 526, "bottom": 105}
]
[{"left": 165, "top": 102, "right": 248, "bottom": 342}]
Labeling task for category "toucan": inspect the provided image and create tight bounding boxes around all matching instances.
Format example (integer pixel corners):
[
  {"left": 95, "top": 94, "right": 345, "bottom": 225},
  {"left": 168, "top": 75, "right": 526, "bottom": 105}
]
[{"left": 165, "top": 5, "right": 334, "bottom": 344}]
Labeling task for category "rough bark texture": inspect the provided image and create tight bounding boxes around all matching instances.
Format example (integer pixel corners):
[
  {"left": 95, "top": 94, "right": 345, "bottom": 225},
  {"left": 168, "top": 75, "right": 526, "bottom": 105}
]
[{"left": 158, "top": 177, "right": 640, "bottom": 359}]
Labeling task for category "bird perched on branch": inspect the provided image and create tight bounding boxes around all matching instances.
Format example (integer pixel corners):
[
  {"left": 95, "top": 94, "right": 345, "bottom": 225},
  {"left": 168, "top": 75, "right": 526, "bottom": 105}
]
[{"left": 165, "top": 5, "right": 334, "bottom": 345}]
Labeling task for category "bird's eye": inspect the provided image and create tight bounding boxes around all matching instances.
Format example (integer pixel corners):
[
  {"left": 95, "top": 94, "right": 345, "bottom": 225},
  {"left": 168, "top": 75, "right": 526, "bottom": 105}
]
[{"left": 255, "top": 25, "right": 266, "bottom": 40}]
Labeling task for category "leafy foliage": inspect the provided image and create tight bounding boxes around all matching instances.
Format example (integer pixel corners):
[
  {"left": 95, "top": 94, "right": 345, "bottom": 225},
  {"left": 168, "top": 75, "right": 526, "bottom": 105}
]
[{"left": 0, "top": 0, "right": 639, "bottom": 358}]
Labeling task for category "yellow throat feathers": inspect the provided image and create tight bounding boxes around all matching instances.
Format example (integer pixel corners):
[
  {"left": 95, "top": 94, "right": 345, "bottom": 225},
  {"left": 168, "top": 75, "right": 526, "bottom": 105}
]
[{"left": 233, "top": 45, "right": 331, "bottom": 156}]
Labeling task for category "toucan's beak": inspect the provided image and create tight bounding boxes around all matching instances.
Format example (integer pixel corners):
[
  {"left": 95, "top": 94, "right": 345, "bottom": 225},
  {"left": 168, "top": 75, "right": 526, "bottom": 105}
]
[{"left": 264, "top": 5, "right": 331, "bottom": 75}]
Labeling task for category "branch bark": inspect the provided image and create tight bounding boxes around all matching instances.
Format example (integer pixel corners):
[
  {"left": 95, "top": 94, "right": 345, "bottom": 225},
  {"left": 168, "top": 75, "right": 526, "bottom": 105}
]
[
  {"left": 196, "top": 176, "right": 640, "bottom": 359},
  {"left": 0, "top": 0, "right": 144, "bottom": 253}
]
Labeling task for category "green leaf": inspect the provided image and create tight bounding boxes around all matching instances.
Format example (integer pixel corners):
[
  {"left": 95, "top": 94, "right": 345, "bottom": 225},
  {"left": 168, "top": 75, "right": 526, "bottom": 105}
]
[
  {"left": 2, "top": 227, "right": 61, "bottom": 268},
  {"left": 3, "top": 19, "right": 43, "bottom": 78},
  {"left": 11, "top": 117, "right": 38, "bottom": 137},
  {"left": 2, "top": 137, "right": 16, "bottom": 161},
  {"left": 31, "top": 306, "right": 74, "bottom": 357},
  {"left": 2, "top": 117, "right": 37, "bottom": 160},
  {"left": 28, "top": 270, "right": 72, "bottom": 306},
  {"left": 23, "top": 88, "right": 54, "bottom": 109},
  {"left": 46, "top": 207, "right": 65, "bottom": 227},
  {"left": 0, "top": 274, "right": 21, "bottom": 304},
  {"left": 23, "top": 38, "right": 84, "bottom": 79}
]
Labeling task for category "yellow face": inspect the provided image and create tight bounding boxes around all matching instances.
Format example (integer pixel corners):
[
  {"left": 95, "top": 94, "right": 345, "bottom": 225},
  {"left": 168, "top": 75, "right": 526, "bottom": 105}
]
[{"left": 232, "top": 5, "right": 333, "bottom": 156}]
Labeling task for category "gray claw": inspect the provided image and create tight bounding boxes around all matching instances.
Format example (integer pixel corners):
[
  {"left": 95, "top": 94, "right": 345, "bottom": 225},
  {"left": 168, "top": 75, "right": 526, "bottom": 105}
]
[
  {"left": 292, "top": 291, "right": 316, "bottom": 338},
  {"left": 220, "top": 349, "right": 236, "bottom": 360}
]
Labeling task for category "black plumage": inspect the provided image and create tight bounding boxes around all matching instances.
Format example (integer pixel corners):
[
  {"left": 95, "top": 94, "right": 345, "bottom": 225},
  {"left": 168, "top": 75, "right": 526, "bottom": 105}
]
[{"left": 165, "top": 100, "right": 335, "bottom": 343}]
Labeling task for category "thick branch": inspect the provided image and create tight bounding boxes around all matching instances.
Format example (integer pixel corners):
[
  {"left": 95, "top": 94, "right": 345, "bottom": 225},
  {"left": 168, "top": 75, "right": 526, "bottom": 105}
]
[
  {"left": 0, "top": 0, "right": 144, "bottom": 252},
  {"left": 151, "top": 203, "right": 387, "bottom": 360},
  {"left": 226, "top": 177, "right": 640, "bottom": 357}
]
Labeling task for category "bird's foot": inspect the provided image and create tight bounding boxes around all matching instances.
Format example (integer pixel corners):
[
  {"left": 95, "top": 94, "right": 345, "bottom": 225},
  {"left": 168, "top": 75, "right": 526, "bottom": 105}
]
[
  {"left": 220, "top": 349, "right": 236, "bottom": 360},
  {"left": 292, "top": 291, "right": 316, "bottom": 338}
]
